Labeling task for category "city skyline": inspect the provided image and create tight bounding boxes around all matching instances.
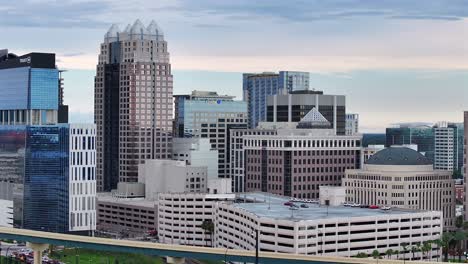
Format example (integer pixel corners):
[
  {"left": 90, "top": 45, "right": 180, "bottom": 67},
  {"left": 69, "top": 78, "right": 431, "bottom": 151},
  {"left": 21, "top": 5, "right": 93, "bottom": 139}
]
[{"left": 1, "top": 0, "right": 467, "bottom": 132}]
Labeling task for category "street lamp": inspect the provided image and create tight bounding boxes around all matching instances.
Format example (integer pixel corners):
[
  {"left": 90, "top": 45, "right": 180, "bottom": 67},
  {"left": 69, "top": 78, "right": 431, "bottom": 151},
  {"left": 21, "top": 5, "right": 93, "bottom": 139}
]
[{"left": 251, "top": 229, "right": 259, "bottom": 264}]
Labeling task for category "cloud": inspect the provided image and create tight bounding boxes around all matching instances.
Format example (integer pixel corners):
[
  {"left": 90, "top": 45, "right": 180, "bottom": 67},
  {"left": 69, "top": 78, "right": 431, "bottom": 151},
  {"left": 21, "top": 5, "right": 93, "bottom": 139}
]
[
  {"left": 0, "top": 0, "right": 110, "bottom": 28},
  {"left": 160, "top": 0, "right": 468, "bottom": 22}
]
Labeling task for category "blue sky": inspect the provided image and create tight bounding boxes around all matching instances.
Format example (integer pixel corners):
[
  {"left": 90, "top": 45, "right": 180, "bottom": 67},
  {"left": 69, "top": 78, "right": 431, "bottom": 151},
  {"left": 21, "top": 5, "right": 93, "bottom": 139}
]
[{"left": 1, "top": 0, "right": 467, "bottom": 132}]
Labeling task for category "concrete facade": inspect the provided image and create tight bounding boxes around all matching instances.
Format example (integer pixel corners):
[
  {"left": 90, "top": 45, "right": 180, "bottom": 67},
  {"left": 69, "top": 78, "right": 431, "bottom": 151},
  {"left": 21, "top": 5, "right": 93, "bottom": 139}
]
[
  {"left": 344, "top": 147, "right": 456, "bottom": 230},
  {"left": 69, "top": 124, "right": 97, "bottom": 233},
  {"left": 214, "top": 193, "right": 442, "bottom": 260},
  {"left": 172, "top": 138, "right": 218, "bottom": 180},
  {"left": 158, "top": 192, "right": 235, "bottom": 247},
  {"left": 97, "top": 194, "right": 157, "bottom": 235},
  {"left": 138, "top": 159, "right": 208, "bottom": 200},
  {"left": 243, "top": 124, "right": 361, "bottom": 199}
]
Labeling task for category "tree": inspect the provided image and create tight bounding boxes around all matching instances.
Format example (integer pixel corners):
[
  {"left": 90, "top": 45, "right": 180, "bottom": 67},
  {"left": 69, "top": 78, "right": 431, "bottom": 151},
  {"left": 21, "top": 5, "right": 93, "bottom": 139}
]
[
  {"left": 422, "top": 241, "right": 432, "bottom": 260},
  {"left": 394, "top": 249, "right": 400, "bottom": 260},
  {"left": 200, "top": 220, "right": 215, "bottom": 247},
  {"left": 411, "top": 244, "right": 421, "bottom": 260},
  {"left": 372, "top": 250, "right": 380, "bottom": 261},
  {"left": 401, "top": 243, "right": 409, "bottom": 261},
  {"left": 456, "top": 215, "right": 464, "bottom": 229},
  {"left": 435, "top": 233, "right": 453, "bottom": 262},
  {"left": 453, "top": 231, "right": 466, "bottom": 262},
  {"left": 385, "top": 249, "right": 393, "bottom": 259},
  {"left": 355, "top": 252, "right": 368, "bottom": 258}
]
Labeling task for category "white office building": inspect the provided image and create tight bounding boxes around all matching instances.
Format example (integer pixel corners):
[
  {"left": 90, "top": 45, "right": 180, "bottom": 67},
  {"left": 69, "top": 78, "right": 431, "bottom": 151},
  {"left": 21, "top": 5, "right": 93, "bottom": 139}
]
[
  {"left": 172, "top": 138, "right": 219, "bottom": 180},
  {"left": 69, "top": 124, "right": 97, "bottom": 233},
  {"left": 345, "top": 113, "right": 359, "bottom": 135},
  {"left": 139, "top": 159, "right": 208, "bottom": 200}
]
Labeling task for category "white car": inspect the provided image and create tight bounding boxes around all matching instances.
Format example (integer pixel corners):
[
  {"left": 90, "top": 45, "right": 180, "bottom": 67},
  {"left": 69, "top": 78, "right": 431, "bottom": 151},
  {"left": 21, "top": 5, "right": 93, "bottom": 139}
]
[
  {"left": 351, "top": 203, "right": 361, "bottom": 207},
  {"left": 381, "top": 206, "right": 391, "bottom": 210}
]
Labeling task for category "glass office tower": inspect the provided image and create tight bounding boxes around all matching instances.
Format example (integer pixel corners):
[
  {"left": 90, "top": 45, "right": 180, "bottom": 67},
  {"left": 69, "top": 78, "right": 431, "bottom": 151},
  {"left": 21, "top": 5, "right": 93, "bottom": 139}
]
[
  {"left": 386, "top": 125, "right": 435, "bottom": 162},
  {"left": 243, "top": 71, "right": 310, "bottom": 129},
  {"left": 0, "top": 50, "right": 71, "bottom": 233}
]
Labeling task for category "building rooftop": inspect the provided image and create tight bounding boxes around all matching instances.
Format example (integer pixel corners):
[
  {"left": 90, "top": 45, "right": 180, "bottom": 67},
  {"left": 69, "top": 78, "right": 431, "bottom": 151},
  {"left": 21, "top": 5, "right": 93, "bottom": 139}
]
[
  {"left": 366, "top": 146, "right": 432, "bottom": 166},
  {"left": 97, "top": 193, "right": 157, "bottom": 208},
  {"left": 233, "top": 193, "right": 426, "bottom": 221}
]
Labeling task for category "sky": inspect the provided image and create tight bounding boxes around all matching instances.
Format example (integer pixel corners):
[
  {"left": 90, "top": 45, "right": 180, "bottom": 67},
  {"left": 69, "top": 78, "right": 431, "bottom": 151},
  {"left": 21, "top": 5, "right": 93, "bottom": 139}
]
[{"left": 1, "top": 0, "right": 467, "bottom": 132}]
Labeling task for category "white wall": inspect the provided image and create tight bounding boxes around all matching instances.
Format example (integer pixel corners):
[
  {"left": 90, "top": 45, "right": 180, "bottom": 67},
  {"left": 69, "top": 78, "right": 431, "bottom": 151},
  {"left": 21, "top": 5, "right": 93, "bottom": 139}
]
[
  {"left": 69, "top": 123, "right": 97, "bottom": 232},
  {"left": 0, "top": 199, "right": 13, "bottom": 227}
]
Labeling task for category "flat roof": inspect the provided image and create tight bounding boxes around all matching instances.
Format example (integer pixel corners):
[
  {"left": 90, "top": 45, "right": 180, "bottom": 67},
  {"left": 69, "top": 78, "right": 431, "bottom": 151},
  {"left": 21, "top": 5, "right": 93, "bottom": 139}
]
[
  {"left": 233, "top": 193, "right": 429, "bottom": 222},
  {"left": 97, "top": 193, "right": 156, "bottom": 208}
]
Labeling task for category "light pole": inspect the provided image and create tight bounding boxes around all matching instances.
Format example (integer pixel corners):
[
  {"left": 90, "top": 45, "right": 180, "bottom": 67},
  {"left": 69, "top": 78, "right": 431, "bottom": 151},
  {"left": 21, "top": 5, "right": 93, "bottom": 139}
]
[{"left": 251, "top": 229, "right": 259, "bottom": 264}]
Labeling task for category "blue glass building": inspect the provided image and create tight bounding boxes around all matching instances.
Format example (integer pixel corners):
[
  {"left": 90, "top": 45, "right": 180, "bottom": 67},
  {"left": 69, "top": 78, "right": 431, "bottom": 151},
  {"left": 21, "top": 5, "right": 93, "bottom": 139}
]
[
  {"left": 0, "top": 51, "right": 71, "bottom": 233},
  {"left": 0, "top": 51, "right": 59, "bottom": 125},
  {"left": 243, "top": 71, "right": 309, "bottom": 128}
]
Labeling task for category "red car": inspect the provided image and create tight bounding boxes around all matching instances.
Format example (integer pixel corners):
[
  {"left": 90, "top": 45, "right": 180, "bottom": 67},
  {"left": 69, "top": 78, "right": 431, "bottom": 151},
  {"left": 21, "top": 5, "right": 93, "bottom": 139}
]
[{"left": 369, "top": 205, "right": 379, "bottom": 209}]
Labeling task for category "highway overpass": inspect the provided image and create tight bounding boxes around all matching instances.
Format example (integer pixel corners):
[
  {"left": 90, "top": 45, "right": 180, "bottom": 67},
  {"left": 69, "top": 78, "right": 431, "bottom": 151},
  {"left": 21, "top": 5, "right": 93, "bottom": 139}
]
[{"left": 0, "top": 227, "right": 444, "bottom": 264}]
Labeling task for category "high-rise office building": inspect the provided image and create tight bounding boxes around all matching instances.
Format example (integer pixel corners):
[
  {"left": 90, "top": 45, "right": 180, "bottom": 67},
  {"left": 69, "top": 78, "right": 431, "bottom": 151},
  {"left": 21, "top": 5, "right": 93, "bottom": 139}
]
[
  {"left": 345, "top": 113, "right": 359, "bottom": 135},
  {"left": 173, "top": 91, "right": 247, "bottom": 178},
  {"left": 95, "top": 20, "right": 173, "bottom": 191},
  {"left": 243, "top": 71, "right": 309, "bottom": 128},
  {"left": 433, "top": 122, "right": 463, "bottom": 174},
  {"left": 69, "top": 124, "right": 96, "bottom": 233},
  {"left": 0, "top": 50, "right": 96, "bottom": 233},
  {"left": 242, "top": 109, "right": 362, "bottom": 198},
  {"left": 464, "top": 112, "right": 468, "bottom": 220},
  {"left": 386, "top": 124, "right": 434, "bottom": 162},
  {"left": 266, "top": 90, "right": 346, "bottom": 135}
]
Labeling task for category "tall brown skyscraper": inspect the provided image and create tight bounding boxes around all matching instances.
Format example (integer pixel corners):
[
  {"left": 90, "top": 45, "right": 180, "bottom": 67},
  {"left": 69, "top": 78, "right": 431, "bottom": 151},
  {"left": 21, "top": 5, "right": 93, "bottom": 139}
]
[{"left": 95, "top": 20, "right": 173, "bottom": 191}]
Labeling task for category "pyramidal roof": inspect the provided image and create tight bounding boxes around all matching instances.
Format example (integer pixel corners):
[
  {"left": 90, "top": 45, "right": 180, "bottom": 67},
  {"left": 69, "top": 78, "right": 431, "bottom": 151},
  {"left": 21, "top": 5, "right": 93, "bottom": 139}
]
[{"left": 299, "top": 107, "right": 331, "bottom": 126}]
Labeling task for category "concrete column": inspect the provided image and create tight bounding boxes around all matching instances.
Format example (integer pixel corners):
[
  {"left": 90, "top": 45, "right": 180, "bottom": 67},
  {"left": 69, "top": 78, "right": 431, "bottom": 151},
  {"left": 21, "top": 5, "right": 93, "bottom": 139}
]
[
  {"left": 166, "top": 256, "right": 185, "bottom": 264},
  {"left": 26, "top": 242, "right": 49, "bottom": 264}
]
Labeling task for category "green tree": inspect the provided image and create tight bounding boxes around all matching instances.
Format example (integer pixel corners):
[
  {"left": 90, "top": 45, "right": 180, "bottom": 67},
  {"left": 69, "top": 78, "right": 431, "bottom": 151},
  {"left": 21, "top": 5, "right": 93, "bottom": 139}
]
[
  {"left": 411, "top": 243, "right": 421, "bottom": 260},
  {"left": 355, "top": 252, "right": 368, "bottom": 258},
  {"left": 372, "top": 250, "right": 380, "bottom": 260},
  {"left": 453, "top": 231, "right": 466, "bottom": 262},
  {"left": 422, "top": 241, "right": 432, "bottom": 260},
  {"left": 435, "top": 233, "right": 453, "bottom": 262},
  {"left": 394, "top": 249, "right": 400, "bottom": 260},
  {"left": 200, "top": 220, "right": 215, "bottom": 247},
  {"left": 401, "top": 243, "right": 409, "bottom": 261},
  {"left": 385, "top": 249, "right": 393, "bottom": 259}
]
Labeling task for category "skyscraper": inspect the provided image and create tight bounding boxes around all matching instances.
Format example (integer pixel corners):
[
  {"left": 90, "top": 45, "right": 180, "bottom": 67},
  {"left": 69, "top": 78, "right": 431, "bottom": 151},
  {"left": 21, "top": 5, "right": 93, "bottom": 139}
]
[
  {"left": 0, "top": 50, "right": 95, "bottom": 233},
  {"left": 433, "top": 122, "right": 463, "bottom": 174},
  {"left": 243, "top": 71, "right": 309, "bottom": 128},
  {"left": 385, "top": 124, "right": 434, "bottom": 161},
  {"left": 95, "top": 20, "right": 173, "bottom": 191},
  {"left": 173, "top": 91, "right": 247, "bottom": 178}
]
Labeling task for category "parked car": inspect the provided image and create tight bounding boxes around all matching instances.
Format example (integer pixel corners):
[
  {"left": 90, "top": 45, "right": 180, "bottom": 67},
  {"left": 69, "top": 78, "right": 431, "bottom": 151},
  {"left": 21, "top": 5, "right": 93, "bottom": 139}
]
[
  {"left": 284, "top": 202, "right": 293, "bottom": 206},
  {"left": 351, "top": 203, "right": 361, "bottom": 207},
  {"left": 343, "top": 202, "right": 351, "bottom": 207},
  {"left": 369, "top": 205, "right": 379, "bottom": 209},
  {"left": 360, "top": 204, "right": 369, "bottom": 208},
  {"left": 300, "top": 204, "right": 309, "bottom": 208},
  {"left": 381, "top": 206, "right": 391, "bottom": 210}
]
